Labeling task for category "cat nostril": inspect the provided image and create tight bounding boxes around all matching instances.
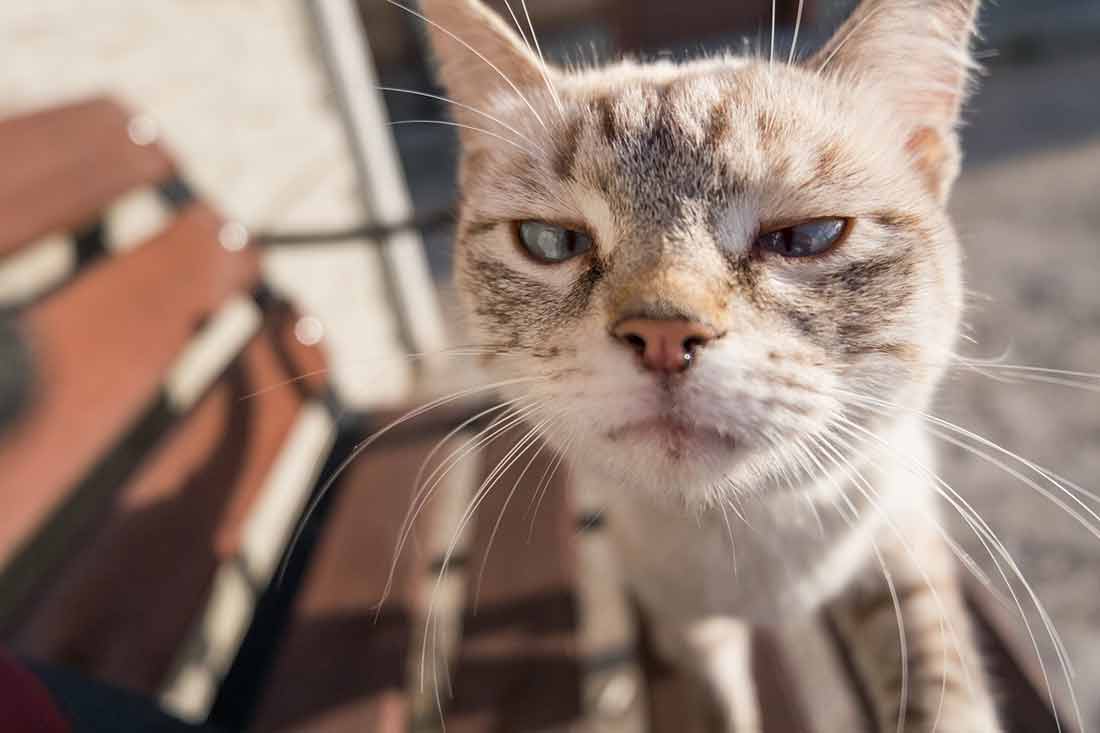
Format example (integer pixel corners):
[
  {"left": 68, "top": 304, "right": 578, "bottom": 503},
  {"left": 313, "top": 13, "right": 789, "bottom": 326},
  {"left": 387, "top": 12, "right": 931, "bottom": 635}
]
[
  {"left": 613, "top": 317, "right": 719, "bottom": 374},
  {"left": 683, "top": 336, "right": 706, "bottom": 354},
  {"left": 624, "top": 333, "right": 647, "bottom": 354}
]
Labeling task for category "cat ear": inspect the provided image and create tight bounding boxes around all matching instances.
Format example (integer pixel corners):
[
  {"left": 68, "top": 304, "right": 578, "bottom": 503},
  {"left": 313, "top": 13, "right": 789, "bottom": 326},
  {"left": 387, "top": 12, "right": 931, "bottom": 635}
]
[
  {"left": 806, "top": 0, "right": 980, "bottom": 201},
  {"left": 418, "top": 0, "right": 548, "bottom": 121}
]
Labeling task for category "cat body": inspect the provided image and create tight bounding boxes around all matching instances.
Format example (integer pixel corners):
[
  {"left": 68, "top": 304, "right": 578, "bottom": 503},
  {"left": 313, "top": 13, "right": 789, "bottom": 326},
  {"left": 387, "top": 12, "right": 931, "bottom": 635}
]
[{"left": 418, "top": 0, "right": 1001, "bottom": 729}]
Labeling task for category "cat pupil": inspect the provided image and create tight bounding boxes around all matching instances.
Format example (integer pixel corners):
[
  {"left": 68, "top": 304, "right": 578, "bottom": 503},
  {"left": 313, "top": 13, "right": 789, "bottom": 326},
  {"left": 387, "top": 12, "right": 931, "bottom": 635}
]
[
  {"left": 518, "top": 221, "right": 592, "bottom": 262},
  {"left": 758, "top": 218, "right": 846, "bottom": 257}
]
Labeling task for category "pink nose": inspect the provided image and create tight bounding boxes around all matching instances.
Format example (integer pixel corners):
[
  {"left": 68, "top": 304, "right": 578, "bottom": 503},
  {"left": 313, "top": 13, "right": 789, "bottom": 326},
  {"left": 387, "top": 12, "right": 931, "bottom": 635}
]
[{"left": 613, "top": 318, "right": 718, "bottom": 373}]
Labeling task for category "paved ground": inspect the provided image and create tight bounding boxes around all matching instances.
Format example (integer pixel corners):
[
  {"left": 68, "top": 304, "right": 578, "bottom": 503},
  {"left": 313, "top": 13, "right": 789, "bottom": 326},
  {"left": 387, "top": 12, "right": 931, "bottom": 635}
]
[{"left": 944, "top": 50, "right": 1100, "bottom": 729}]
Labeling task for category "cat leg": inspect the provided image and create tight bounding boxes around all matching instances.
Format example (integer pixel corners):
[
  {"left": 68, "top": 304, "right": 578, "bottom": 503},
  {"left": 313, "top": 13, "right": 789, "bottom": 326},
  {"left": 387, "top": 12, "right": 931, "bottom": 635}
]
[
  {"left": 832, "top": 526, "right": 1001, "bottom": 733},
  {"left": 653, "top": 617, "right": 761, "bottom": 732}
]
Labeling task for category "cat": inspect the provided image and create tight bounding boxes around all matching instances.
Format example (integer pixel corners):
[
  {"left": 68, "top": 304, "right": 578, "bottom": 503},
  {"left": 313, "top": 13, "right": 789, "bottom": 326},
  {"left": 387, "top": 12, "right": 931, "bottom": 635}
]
[{"left": 417, "top": 0, "right": 1001, "bottom": 730}]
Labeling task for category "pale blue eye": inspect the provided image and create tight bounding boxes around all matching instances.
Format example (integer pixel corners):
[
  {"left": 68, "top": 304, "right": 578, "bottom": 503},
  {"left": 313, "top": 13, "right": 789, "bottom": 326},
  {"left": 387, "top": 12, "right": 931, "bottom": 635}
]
[
  {"left": 756, "top": 218, "right": 848, "bottom": 257},
  {"left": 517, "top": 221, "right": 593, "bottom": 263}
]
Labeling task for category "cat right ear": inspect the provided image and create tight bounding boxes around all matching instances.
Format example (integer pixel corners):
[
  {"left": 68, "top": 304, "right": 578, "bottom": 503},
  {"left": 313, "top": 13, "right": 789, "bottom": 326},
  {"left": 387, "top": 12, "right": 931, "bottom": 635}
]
[
  {"left": 806, "top": 0, "right": 981, "bottom": 202},
  {"left": 416, "top": 0, "right": 548, "bottom": 122}
]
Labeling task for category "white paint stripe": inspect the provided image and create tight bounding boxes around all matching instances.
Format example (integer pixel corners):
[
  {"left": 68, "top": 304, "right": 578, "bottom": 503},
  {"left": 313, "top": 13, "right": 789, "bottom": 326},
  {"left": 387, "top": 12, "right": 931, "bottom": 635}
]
[
  {"left": 309, "top": 0, "right": 446, "bottom": 360},
  {"left": 572, "top": 470, "right": 647, "bottom": 729},
  {"left": 0, "top": 235, "right": 74, "bottom": 307},
  {"left": 409, "top": 432, "right": 478, "bottom": 715},
  {"left": 164, "top": 296, "right": 262, "bottom": 412},
  {"left": 160, "top": 402, "right": 335, "bottom": 720}
]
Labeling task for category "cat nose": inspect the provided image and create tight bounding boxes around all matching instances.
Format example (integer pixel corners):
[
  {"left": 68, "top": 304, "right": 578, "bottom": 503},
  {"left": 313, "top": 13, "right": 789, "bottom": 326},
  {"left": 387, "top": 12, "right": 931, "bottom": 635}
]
[{"left": 612, "top": 318, "right": 719, "bottom": 374}]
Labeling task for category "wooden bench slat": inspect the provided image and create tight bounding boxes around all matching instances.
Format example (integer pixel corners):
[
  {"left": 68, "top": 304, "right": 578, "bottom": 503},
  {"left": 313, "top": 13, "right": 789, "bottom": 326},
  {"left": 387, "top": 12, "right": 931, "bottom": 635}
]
[
  {"left": 9, "top": 310, "right": 322, "bottom": 693},
  {"left": 448, "top": 428, "right": 583, "bottom": 732},
  {"left": 252, "top": 437, "right": 443, "bottom": 733},
  {"left": 0, "top": 98, "right": 176, "bottom": 258},
  {"left": 0, "top": 203, "right": 259, "bottom": 577}
]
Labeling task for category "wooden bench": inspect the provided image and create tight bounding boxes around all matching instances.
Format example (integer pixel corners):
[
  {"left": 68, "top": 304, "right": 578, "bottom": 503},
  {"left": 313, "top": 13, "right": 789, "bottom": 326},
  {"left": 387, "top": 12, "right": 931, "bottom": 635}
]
[
  {"left": 0, "top": 97, "right": 1077, "bottom": 733},
  {"left": 0, "top": 97, "right": 335, "bottom": 724}
]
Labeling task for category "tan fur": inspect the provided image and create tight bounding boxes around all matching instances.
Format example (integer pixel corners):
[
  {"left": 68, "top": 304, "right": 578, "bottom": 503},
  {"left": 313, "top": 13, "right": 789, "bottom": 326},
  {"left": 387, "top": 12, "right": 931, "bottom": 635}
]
[{"left": 422, "top": 1, "right": 999, "bottom": 730}]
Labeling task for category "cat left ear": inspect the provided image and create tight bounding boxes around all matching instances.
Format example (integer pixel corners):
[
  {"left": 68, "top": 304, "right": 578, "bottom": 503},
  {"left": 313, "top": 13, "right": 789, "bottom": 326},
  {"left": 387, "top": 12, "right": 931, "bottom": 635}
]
[
  {"left": 418, "top": 0, "right": 549, "bottom": 123},
  {"left": 805, "top": 0, "right": 981, "bottom": 202}
]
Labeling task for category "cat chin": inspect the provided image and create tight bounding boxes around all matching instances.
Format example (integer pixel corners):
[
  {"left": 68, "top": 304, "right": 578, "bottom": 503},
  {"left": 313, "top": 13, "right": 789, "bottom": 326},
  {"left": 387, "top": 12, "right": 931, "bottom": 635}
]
[{"left": 565, "top": 427, "right": 757, "bottom": 508}]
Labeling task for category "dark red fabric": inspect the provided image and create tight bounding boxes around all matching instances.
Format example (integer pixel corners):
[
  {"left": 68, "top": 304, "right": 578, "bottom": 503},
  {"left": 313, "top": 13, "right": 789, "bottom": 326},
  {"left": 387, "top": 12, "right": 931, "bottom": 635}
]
[{"left": 0, "top": 647, "right": 70, "bottom": 733}]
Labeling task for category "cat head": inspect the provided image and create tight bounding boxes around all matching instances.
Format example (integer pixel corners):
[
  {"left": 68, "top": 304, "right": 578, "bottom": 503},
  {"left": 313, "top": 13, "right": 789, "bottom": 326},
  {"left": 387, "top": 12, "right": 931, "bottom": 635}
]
[{"left": 422, "top": 0, "right": 979, "bottom": 505}]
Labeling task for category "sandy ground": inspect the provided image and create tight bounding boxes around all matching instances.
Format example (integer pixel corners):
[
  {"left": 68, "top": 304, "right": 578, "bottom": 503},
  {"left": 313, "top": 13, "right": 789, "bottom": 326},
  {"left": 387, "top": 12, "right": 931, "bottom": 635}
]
[{"left": 944, "top": 51, "right": 1100, "bottom": 728}]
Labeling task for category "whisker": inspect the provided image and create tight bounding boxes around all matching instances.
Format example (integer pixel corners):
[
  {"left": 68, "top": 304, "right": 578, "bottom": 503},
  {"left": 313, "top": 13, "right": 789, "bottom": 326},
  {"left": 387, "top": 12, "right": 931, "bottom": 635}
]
[
  {"left": 474, "top": 412, "right": 565, "bottom": 607},
  {"left": 807, "top": 433, "right": 951, "bottom": 732},
  {"left": 830, "top": 410, "right": 1080, "bottom": 732},
  {"left": 383, "top": 0, "right": 549, "bottom": 130},
  {"left": 958, "top": 364, "right": 1100, "bottom": 394},
  {"left": 787, "top": 0, "right": 806, "bottom": 64},
  {"left": 421, "top": 416, "right": 553, "bottom": 691},
  {"left": 842, "top": 390, "right": 1100, "bottom": 538},
  {"left": 276, "top": 375, "right": 547, "bottom": 586},
  {"left": 816, "top": 5, "right": 888, "bottom": 74},
  {"left": 827, "top": 420, "right": 999, "bottom": 597},
  {"left": 379, "top": 86, "right": 541, "bottom": 148},
  {"left": 389, "top": 119, "right": 542, "bottom": 156},
  {"left": 501, "top": 0, "right": 533, "bottom": 50},
  {"left": 527, "top": 427, "right": 579, "bottom": 540},
  {"left": 718, "top": 500, "right": 739, "bottom": 577},
  {"left": 519, "top": 0, "right": 566, "bottom": 118},
  {"left": 769, "top": 0, "right": 777, "bottom": 64},
  {"left": 379, "top": 398, "right": 539, "bottom": 610},
  {"left": 953, "top": 360, "right": 1100, "bottom": 382}
]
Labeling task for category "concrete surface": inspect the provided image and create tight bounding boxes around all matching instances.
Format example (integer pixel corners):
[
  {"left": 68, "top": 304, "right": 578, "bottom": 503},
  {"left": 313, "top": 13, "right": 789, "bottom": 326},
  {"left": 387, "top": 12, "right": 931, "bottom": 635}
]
[{"left": 945, "top": 50, "right": 1100, "bottom": 730}]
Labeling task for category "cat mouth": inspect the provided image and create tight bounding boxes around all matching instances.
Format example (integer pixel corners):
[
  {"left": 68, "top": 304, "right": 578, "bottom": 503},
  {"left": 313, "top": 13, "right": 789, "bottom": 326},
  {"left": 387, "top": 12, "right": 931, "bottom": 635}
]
[{"left": 606, "top": 417, "right": 735, "bottom": 458}]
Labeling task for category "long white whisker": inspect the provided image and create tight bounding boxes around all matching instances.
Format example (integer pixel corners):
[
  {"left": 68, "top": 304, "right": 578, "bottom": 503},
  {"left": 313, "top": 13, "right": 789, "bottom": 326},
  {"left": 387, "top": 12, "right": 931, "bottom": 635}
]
[
  {"left": 787, "top": 0, "right": 806, "bottom": 64},
  {"left": 520, "top": 0, "right": 565, "bottom": 117},
  {"left": 841, "top": 390, "right": 1100, "bottom": 539},
  {"left": 832, "top": 410, "right": 1078, "bottom": 733},
  {"left": 807, "top": 433, "right": 943, "bottom": 732},
  {"left": 955, "top": 360, "right": 1100, "bottom": 381},
  {"left": 277, "top": 376, "right": 547, "bottom": 586},
  {"left": 383, "top": 0, "right": 548, "bottom": 130},
  {"left": 527, "top": 428, "right": 578, "bottom": 539},
  {"left": 381, "top": 399, "right": 543, "bottom": 610},
  {"left": 501, "top": 0, "right": 533, "bottom": 49},
  {"left": 389, "top": 119, "right": 542, "bottom": 156},
  {"left": 719, "top": 500, "right": 739, "bottom": 577},
  {"left": 421, "top": 415, "right": 553, "bottom": 692},
  {"left": 379, "top": 86, "right": 541, "bottom": 148},
  {"left": 816, "top": 5, "right": 888, "bottom": 74},
  {"left": 473, "top": 411, "right": 565, "bottom": 606},
  {"left": 827, "top": 419, "right": 999, "bottom": 597},
  {"left": 769, "top": 0, "right": 777, "bottom": 64}
]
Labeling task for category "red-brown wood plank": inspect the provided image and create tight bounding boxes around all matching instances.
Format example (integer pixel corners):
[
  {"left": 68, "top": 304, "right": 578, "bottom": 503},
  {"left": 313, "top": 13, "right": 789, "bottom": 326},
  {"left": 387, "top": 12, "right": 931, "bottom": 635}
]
[
  {"left": 10, "top": 310, "right": 324, "bottom": 693},
  {"left": 0, "top": 98, "right": 176, "bottom": 257},
  {"left": 0, "top": 203, "right": 259, "bottom": 575},
  {"left": 252, "top": 436, "right": 442, "bottom": 733},
  {"left": 448, "top": 428, "right": 583, "bottom": 732}
]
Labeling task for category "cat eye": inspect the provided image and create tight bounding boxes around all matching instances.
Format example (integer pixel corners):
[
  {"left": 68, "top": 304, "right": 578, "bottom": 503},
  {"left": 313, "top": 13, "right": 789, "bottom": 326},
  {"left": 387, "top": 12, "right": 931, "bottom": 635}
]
[
  {"left": 516, "top": 221, "right": 593, "bottom": 263},
  {"left": 755, "top": 218, "right": 849, "bottom": 258}
]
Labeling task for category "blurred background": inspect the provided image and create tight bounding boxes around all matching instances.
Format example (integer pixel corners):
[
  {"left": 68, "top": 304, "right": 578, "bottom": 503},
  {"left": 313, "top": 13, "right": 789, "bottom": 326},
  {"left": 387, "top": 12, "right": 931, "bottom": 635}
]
[{"left": 1, "top": 1, "right": 1098, "bottom": 731}]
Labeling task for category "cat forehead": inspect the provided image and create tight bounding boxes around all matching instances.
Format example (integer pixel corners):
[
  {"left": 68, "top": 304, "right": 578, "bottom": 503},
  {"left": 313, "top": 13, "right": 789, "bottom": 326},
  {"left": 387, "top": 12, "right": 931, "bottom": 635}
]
[
  {"left": 479, "top": 58, "right": 901, "bottom": 188},
  {"left": 467, "top": 60, "right": 906, "bottom": 228}
]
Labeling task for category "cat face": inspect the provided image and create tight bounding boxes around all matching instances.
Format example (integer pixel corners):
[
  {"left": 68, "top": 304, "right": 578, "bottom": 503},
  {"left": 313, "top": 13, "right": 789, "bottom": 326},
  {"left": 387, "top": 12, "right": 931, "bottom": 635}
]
[{"left": 423, "top": 0, "right": 978, "bottom": 505}]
